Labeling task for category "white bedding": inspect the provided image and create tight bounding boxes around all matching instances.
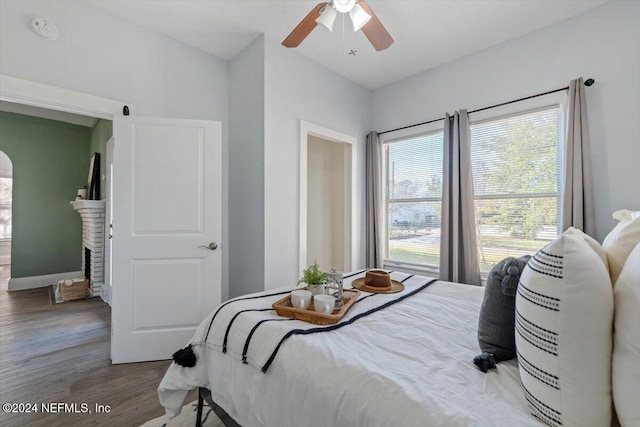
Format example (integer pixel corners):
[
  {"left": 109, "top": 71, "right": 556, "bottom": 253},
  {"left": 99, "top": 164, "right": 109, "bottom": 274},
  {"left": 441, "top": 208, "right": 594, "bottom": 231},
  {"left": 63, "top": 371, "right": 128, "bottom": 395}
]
[{"left": 159, "top": 278, "right": 544, "bottom": 427}]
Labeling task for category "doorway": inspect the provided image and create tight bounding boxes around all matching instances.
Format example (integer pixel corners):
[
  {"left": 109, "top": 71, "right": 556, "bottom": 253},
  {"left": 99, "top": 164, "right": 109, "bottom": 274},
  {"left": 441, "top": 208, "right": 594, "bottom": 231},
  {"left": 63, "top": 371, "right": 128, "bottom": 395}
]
[
  {"left": 0, "top": 76, "right": 123, "bottom": 364},
  {"left": 1, "top": 75, "right": 223, "bottom": 364},
  {"left": 299, "top": 120, "right": 357, "bottom": 275},
  {"left": 0, "top": 102, "right": 112, "bottom": 295},
  {"left": 307, "top": 136, "right": 351, "bottom": 271},
  {"left": 0, "top": 74, "right": 124, "bottom": 298}
]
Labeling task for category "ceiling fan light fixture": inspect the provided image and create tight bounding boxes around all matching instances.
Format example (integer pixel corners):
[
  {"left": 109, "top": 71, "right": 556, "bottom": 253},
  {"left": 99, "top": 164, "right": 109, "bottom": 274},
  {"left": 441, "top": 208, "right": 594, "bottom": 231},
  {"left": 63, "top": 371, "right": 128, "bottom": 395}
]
[
  {"left": 316, "top": 4, "right": 337, "bottom": 32},
  {"left": 349, "top": 3, "right": 371, "bottom": 32},
  {"left": 282, "top": 0, "right": 393, "bottom": 51},
  {"left": 333, "top": 0, "right": 357, "bottom": 13}
]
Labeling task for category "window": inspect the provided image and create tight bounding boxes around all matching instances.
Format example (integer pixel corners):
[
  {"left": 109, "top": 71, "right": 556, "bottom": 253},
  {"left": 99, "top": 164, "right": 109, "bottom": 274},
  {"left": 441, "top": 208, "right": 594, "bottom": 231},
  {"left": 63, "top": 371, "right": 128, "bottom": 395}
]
[
  {"left": 383, "top": 126, "right": 444, "bottom": 269},
  {"left": 380, "top": 93, "right": 564, "bottom": 275},
  {"left": 470, "top": 101, "right": 563, "bottom": 273},
  {"left": 0, "top": 177, "right": 11, "bottom": 239},
  {"left": 0, "top": 151, "right": 12, "bottom": 240}
]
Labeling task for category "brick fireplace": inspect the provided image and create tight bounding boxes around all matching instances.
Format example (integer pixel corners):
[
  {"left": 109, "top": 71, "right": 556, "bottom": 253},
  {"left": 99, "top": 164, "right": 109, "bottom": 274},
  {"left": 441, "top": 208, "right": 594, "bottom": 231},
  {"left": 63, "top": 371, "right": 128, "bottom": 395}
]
[{"left": 71, "top": 200, "right": 106, "bottom": 297}]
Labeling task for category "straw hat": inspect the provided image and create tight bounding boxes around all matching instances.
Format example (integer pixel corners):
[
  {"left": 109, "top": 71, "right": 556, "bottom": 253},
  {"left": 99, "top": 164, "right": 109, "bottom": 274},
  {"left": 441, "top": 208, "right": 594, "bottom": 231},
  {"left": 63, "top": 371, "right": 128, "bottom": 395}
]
[{"left": 352, "top": 270, "right": 404, "bottom": 293}]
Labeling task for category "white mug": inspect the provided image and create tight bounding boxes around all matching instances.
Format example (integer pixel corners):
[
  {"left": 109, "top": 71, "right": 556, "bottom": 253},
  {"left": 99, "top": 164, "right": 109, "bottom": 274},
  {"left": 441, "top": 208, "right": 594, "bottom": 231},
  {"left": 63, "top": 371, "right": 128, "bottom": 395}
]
[
  {"left": 314, "top": 294, "right": 335, "bottom": 314},
  {"left": 291, "top": 289, "right": 312, "bottom": 310}
]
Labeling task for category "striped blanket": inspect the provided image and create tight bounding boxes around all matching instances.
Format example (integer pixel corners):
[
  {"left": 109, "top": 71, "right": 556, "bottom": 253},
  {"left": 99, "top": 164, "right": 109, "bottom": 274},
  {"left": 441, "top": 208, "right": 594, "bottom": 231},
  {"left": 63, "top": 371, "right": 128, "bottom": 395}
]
[{"left": 185, "top": 270, "right": 436, "bottom": 373}]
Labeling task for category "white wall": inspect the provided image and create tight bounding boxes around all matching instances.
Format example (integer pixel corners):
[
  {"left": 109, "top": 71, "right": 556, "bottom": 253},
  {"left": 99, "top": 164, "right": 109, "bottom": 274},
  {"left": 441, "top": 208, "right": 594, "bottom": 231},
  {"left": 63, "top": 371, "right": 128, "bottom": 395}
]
[
  {"left": 0, "top": 1, "right": 228, "bottom": 120},
  {"left": 263, "top": 37, "right": 370, "bottom": 290},
  {"left": 0, "top": 0, "right": 231, "bottom": 297},
  {"left": 228, "top": 36, "right": 265, "bottom": 298},
  {"left": 373, "top": 1, "right": 640, "bottom": 242}
]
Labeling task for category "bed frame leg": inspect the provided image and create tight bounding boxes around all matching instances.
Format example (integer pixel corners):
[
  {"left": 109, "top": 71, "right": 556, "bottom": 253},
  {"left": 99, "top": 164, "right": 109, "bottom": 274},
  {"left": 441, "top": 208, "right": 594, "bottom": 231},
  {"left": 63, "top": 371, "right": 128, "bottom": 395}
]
[{"left": 196, "top": 388, "right": 204, "bottom": 427}]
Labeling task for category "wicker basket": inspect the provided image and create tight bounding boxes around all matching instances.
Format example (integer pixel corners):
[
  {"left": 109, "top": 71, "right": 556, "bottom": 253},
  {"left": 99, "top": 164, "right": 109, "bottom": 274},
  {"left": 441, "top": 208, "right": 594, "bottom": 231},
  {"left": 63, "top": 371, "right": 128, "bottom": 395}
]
[
  {"left": 272, "top": 289, "right": 361, "bottom": 325},
  {"left": 59, "top": 279, "right": 90, "bottom": 301}
]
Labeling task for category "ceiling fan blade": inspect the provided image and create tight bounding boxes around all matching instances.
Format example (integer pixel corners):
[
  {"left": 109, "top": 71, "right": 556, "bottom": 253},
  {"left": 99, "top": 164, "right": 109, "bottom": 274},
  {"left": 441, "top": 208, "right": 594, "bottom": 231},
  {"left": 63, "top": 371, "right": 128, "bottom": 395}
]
[
  {"left": 358, "top": 1, "right": 394, "bottom": 51},
  {"left": 282, "top": 2, "right": 328, "bottom": 48}
]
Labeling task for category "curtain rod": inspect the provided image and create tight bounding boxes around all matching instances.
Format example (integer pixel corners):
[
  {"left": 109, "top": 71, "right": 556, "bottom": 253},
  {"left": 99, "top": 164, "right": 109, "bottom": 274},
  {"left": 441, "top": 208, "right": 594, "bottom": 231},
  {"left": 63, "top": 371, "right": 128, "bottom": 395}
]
[{"left": 377, "top": 78, "right": 595, "bottom": 136}]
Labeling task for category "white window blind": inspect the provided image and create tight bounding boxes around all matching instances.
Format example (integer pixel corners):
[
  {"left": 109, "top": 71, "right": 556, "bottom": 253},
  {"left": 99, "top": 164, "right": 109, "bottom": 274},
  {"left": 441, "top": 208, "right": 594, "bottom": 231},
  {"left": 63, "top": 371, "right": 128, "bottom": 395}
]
[
  {"left": 470, "top": 106, "right": 562, "bottom": 273},
  {"left": 384, "top": 130, "right": 444, "bottom": 268}
]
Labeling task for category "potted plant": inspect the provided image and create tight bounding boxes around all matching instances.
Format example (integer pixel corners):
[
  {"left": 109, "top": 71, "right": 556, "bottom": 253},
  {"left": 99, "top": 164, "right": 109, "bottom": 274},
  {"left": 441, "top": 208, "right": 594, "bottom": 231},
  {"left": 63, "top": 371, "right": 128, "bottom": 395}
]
[{"left": 300, "top": 261, "right": 326, "bottom": 296}]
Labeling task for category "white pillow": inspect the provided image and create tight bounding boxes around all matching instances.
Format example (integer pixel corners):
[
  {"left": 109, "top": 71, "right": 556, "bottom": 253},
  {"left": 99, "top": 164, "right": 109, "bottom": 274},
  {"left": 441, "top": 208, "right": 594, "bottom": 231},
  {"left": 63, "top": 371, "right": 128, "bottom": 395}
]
[
  {"left": 612, "top": 243, "right": 640, "bottom": 427},
  {"left": 516, "top": 231, "right": 613, "bottom": 427},
  {"left": 564, "top": 226, "right": 609, "bottom": 269},
  {"left": 603, "top": 210, "right": 640, "bottom": 284}
]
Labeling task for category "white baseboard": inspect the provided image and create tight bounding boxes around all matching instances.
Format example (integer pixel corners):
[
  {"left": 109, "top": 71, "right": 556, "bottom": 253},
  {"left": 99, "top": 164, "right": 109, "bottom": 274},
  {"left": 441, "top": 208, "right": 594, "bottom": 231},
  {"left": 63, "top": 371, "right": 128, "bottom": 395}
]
[{"left": 8, "top": 271, "right": 83, "bottom": 291}]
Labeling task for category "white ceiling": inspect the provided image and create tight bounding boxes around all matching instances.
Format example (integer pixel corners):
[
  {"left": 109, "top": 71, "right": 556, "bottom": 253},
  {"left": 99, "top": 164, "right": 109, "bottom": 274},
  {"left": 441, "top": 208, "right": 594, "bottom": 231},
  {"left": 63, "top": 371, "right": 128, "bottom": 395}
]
[
  {"left": 0, "top": 101, "right": 98, "bottom": 127},
  {"left": 86, "top": 0, "right": 609, "bottom": 90}
]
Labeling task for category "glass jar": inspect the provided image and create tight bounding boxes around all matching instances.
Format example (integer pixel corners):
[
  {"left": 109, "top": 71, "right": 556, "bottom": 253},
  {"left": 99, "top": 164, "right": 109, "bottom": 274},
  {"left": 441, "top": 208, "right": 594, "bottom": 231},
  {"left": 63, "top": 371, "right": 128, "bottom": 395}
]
[{"left": 325, "top": 269, "right": 344, "bottom": 309}]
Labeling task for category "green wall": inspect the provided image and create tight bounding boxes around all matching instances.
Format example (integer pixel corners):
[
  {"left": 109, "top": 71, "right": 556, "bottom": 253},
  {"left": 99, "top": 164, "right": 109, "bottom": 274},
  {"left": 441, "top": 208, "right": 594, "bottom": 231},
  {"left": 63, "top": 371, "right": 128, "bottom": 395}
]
[
  {"left": 89, "top": 119, "right": 112, "bottom": 200},
  {"left": 0, "top": 111, "right": 91, "bottom": 278}
]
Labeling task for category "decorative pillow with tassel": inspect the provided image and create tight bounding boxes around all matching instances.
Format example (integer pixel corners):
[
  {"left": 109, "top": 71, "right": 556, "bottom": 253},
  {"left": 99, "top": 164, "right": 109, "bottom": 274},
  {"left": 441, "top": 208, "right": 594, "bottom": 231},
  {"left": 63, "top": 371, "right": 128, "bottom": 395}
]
[{"left": 476, "top": 255, "right": 530, "bottom": 364}]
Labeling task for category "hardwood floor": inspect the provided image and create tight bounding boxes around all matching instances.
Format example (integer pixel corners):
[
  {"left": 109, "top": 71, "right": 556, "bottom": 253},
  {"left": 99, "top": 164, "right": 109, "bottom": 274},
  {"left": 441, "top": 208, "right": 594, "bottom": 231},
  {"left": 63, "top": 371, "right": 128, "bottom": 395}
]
[{"left": 0, "top": 266, "right": 187, "bottom": 426}]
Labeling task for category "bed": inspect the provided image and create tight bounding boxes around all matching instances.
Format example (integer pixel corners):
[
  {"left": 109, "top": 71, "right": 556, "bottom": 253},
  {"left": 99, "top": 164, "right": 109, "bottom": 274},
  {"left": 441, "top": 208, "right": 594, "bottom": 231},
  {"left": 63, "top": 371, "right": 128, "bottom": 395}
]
[{"left": 158, "top": 270, "right": 544, "bottom": 427}]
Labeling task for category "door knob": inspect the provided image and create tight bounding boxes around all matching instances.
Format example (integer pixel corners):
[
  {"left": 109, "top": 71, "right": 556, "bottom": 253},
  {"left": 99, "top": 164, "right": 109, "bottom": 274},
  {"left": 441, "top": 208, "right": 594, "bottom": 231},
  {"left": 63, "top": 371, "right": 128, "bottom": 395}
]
[{"left": 200, "top": 242, "right": 218, "bottom": 251}]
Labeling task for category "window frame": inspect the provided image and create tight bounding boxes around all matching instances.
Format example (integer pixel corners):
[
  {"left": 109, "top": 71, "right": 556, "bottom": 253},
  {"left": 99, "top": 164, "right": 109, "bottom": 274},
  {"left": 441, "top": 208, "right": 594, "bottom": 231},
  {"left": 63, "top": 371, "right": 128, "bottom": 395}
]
[
  {"left": 380, "top": 120, "right": 445, "bottom": 273},
  {"left": 378, "top": 92, "right": 567, "bottom": 276},
  {"left": 468, "top": 91, "right": 567, "bottom": 275}
]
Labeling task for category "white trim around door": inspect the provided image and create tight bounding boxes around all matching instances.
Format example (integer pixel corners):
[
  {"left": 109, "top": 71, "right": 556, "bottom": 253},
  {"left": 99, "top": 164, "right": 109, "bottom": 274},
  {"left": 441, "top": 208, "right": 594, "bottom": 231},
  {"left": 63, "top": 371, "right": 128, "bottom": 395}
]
[
  {"left": 299, "top": 120, "right": 357, "bottom": 277},
  {"left": 0, "top": 74, "right": 133, "bottom": 119}
]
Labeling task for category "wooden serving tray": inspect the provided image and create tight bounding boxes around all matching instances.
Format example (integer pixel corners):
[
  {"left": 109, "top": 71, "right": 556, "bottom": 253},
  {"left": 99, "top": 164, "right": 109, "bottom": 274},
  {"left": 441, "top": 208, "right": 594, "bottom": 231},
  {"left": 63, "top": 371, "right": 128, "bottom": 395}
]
[{"left": 272, "top": 289, "right": 361, "bottom": 325}]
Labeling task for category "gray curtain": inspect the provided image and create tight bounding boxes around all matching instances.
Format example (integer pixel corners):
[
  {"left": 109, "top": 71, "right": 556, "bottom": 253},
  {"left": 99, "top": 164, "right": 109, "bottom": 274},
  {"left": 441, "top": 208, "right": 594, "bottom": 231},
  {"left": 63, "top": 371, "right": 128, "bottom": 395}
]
[
  {"left": 365, "top": 131, "right": 383, "bottom": 268},
  {"left": 440, "top": 111, "right": 481, "bottom": 285},
  {"left": 562, "top": 77, "right": 596, "bottom": 237}
]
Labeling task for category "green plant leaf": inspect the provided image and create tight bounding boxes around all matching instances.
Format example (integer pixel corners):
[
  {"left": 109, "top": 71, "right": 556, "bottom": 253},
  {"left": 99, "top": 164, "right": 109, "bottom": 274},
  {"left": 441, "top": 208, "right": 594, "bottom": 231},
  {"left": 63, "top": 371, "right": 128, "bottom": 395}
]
[{"left": 301, "top": 260, "right": 326, "bottom": 286}]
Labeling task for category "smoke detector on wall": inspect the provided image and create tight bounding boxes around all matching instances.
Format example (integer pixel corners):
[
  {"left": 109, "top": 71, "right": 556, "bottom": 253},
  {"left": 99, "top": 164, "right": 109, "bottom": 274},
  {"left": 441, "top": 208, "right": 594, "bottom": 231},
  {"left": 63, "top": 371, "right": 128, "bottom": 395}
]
[{"left": 31, "top": 18, "right": 59, "bottom": 40}]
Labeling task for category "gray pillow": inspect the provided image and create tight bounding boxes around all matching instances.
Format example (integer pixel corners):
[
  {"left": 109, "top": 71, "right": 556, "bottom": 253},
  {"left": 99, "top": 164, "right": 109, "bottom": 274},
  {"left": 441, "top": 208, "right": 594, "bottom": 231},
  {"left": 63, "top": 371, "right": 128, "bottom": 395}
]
[{"left": 477, "top": 255, "right": 530, "bottom": 362}]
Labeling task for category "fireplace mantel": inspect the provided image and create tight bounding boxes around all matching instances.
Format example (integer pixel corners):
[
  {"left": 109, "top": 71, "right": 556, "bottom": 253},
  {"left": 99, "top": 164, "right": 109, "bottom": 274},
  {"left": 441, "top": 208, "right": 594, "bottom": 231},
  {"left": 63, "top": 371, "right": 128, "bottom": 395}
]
[
  {"left": 70, "top": 200, "right": 106, "bottom": 210},
  {"left": 70, "top": 199, "right": 106, "bottom": 297}
]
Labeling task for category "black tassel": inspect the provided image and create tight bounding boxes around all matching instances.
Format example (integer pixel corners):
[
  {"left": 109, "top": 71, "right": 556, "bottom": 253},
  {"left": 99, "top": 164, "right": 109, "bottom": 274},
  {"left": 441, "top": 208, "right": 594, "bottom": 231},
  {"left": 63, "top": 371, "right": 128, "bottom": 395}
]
[
  {"left": 172, "top": 344, "right": 197, "bottom": 368},
  {"left": 473, "top": 352, "right": 497, "bottom": 373}
]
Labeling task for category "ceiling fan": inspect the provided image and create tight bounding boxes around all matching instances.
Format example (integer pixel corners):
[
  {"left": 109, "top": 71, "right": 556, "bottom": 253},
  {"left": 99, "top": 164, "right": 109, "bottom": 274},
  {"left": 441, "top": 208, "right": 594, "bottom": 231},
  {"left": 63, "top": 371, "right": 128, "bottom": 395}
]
[{"left": 282, "top": 0, "right": 394, "bottom": 51}]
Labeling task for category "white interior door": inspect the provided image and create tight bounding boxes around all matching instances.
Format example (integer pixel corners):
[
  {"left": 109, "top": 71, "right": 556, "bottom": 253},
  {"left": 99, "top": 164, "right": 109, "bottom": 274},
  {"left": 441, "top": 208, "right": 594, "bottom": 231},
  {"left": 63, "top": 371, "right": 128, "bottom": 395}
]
[
  {"left": 111, "top": 116, "right": 221, "bottom": 363},
  {"left": 103, "top": 137, "right": 114, "bottom": 305}
]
